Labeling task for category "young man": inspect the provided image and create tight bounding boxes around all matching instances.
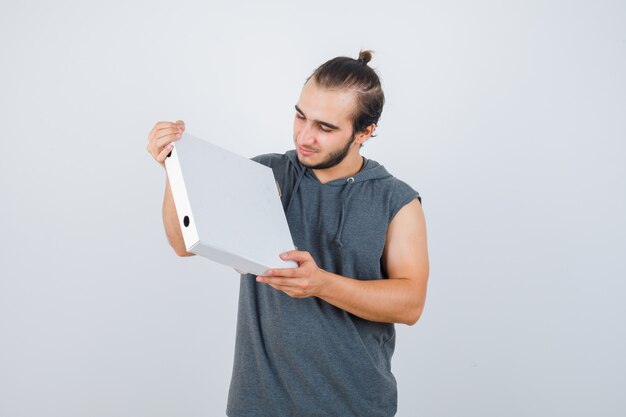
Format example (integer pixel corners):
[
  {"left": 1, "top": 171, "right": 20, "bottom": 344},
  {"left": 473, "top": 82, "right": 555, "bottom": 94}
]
[{"left": 147, "top": 51, "right": 429, "bottom": 417}]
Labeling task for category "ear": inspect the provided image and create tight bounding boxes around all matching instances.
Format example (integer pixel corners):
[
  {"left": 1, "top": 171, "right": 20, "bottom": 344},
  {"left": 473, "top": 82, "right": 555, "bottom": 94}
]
[{"left": 355, "top": 124, "right": 376, "bottom": 145}]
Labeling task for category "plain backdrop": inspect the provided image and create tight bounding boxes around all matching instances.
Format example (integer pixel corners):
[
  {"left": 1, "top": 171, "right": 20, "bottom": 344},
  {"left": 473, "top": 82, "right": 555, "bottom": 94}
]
[{"left": 1, "top": 1, "right": 625, "bottom": 416}]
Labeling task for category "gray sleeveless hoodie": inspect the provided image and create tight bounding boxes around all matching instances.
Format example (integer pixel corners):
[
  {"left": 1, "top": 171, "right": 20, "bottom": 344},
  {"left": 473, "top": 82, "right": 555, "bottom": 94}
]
[{"left": 227, "top": 150, "right": 420, "bottom": 417}]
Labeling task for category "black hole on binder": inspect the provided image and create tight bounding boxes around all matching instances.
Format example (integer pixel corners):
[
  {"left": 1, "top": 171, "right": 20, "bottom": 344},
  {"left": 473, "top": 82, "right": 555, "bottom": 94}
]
[
  {"left": 167, "top": 151, "right": 172, "bottom": 158},
  {"left": 183, "top": 216, "right": 190, "bottom": 227}
]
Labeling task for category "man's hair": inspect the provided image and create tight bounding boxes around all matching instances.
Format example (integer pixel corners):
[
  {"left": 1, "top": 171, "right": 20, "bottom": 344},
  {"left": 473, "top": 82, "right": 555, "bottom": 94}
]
[{"left": 308, "top": 50, "right": 385, "bottom": 135}]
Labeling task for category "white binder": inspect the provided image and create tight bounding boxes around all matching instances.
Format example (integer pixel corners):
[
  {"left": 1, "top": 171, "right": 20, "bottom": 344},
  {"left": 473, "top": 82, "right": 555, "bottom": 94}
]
[{"left": 164, "top": 133, "right": 297, "bottom": 275}]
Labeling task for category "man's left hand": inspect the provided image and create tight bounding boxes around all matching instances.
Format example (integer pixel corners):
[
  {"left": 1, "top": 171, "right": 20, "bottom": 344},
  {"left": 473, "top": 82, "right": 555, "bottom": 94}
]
[{"left": 256, "top": 251, "right": 330, "bottom": 299}]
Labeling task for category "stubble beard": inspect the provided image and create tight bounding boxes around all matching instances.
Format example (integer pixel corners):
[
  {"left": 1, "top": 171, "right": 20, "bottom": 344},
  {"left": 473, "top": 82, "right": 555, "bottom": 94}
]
[{"left": 297, "top": 132, "right": 357, "bottom": 170}]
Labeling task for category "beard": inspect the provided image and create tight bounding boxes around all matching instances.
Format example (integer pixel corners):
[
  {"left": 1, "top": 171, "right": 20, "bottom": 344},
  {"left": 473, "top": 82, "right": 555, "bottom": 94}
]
[{"left": 298, "top": 132, "right": 356, "bottom": 170}]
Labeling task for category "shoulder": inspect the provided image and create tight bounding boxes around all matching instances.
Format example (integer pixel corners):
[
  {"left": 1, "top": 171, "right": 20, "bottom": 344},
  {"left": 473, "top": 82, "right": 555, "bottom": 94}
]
[
  {"left": 387, "top": 178, "right": 421, "bottom": 220},
  {"left": 252, "top": 152, "right": 292, "bottom": 168},
  {"left": 363, "top": 159, "right": 421, "bottom": 202},
  {"left": 367, "top": 166, "right": 421, "bottom": 221},
  {"left": 252, "top": 150, "right": 301, "bottom": 184},
  {"left": 385, "top": 176, "right": 421, "bottom": 203}
]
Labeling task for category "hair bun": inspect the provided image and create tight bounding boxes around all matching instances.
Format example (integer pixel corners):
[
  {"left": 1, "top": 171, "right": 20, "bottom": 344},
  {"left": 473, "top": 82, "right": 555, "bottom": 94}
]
[{"left": 357, "top": 50, "right": 373, "bottom": 65}]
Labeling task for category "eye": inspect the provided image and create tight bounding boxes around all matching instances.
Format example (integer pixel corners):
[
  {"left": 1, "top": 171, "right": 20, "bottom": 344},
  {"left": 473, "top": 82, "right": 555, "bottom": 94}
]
[
  {"left": 319, "top": 125, "right": 331, "bottom": 133},
  {"left": 295, "top": 113, "right": 305, "bottom": 119}
]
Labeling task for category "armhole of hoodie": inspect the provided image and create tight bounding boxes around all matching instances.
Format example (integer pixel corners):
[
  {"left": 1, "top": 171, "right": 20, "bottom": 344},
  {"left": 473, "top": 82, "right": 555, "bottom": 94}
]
[
  {"left": 251, "top": 153, "right": 281, "bottom": 167},
  {"left": 252, "top": 152, "right": 297, "bottom": 212},
  {"left": 388, "top": 181, "right": 421, "bottom": 223}
]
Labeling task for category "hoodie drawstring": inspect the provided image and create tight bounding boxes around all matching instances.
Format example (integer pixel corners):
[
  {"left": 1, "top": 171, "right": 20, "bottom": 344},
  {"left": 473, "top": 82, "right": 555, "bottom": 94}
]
[
  {"left": 334, "top": 177, "right": 355, "bottom": 247},
  {"left": 286, "top": 167, "right": 307, "bottom": 215}
]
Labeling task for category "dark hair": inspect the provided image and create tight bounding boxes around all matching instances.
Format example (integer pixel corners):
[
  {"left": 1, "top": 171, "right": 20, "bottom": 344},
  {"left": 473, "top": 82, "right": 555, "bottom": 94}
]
[{"left": 308, "top": 50, "right": 385, "bottom": 135}]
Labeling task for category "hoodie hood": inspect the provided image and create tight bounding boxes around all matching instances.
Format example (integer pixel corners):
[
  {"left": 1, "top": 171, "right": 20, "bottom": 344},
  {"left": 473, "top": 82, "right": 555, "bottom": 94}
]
[{"left": 284, "top": 149, "right": 392, "bottom": 247}]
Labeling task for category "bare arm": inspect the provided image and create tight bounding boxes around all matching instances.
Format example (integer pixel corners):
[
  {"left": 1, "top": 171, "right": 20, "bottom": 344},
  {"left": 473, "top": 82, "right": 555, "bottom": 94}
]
[
  {"left": 319, "top": 199, "right": 428, "bottom": 324},
  {"left": 147, "top": 120, "right": 195, "bottom": 257},
  {"left": 258, "top": 198, "right": 429, "bottom": 325}
]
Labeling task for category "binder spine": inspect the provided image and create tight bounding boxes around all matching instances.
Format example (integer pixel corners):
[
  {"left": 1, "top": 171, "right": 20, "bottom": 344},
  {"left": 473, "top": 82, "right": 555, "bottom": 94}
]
[{"left": 164, "top": 144, "right": 199, "bottom": 251}]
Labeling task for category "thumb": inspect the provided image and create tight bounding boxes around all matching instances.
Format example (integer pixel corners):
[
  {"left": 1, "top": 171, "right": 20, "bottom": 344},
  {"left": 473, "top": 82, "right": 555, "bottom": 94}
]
[{"left": 280, "top": 250, "right": 310, "bottom": 263}]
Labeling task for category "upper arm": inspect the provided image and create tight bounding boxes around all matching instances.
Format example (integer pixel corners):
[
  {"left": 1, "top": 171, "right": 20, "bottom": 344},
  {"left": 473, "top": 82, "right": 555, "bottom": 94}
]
[{"left": 382, "top": 198, "right": 429, "bottom": 298}]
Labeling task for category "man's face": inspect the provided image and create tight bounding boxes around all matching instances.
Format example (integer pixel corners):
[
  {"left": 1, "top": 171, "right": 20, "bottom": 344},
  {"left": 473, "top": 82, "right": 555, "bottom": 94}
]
[{"left": 293, "top": 80, "right": 359, "bottom": 170}]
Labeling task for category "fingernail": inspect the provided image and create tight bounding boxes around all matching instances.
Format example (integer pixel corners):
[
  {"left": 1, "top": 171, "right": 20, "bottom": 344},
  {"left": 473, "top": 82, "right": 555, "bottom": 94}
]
[{"left": 279, "top": 253, "right": 287, "bottom": 259}]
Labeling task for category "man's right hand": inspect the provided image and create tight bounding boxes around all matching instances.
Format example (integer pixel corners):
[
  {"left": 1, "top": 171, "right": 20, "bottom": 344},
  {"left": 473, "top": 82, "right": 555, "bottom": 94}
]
[
  {"left": 147, "top": 120, "right": 186, "bottom": 168},
  {"left": 148, "top": 119, "right": 195, "bottom": 256}
]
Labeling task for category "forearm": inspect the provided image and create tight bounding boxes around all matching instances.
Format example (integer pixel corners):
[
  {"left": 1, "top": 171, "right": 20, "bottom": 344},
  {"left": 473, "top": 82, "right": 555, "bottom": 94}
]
[
  {"left": 318, "top": 272, "right": 425, "bottom": 325},
  {"left": 162, "top": 174, "right": 194, "bottom": 257},
  {"left": 260, "top": 201, "right": 429, "bottom": 324}
]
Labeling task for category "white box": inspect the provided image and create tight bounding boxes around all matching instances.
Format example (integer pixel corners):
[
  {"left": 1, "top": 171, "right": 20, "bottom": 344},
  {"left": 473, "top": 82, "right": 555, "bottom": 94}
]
[{"left": 164, "top": 133, "right": 297, "bottom": 275}]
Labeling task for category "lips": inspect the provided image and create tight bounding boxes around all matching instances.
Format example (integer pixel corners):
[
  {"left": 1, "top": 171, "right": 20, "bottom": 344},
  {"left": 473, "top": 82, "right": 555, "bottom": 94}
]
[{"left": 298, "top": 146, "right": 317, "bottom": 156}]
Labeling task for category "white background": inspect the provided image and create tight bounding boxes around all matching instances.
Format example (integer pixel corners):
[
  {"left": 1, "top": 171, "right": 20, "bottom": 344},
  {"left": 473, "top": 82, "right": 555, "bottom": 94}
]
[{"left": 1, "top": 1, "right": 624, "bottom": 416}]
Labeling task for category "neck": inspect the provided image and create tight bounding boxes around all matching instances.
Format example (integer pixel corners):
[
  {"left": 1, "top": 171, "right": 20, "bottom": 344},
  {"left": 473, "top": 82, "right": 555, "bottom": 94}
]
[{"left": 312, "top": 152, "right": 364, "bottom": 184}]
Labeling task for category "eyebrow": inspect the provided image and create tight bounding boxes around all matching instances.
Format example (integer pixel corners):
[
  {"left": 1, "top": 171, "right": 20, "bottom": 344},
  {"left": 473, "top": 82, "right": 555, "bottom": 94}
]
[{"left": 294, "top": 105, "right": 340, "bottom": 131}]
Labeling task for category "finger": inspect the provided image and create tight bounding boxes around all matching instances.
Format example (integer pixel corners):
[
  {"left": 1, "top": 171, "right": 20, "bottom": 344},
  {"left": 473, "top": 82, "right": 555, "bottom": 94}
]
[
  {"left": 279, "top": 250, "right": 311, "bottom": 263},
  {"left": 154, "top": 133, "right": 182, "bottom": 149},
  {"left": 149, "top": 121, "right": 180, "bottom": 138},
  {"left": 268, "top": 283, "right": 288, "bottom": 293},
  {"left": 153, "top": 127, "right": 181, "bottom": 141},
  {"left": 258, "top": 276, "right": 299, "bottom": 287},
  {"left": 175, "top": 120, "right": 186, "bottom": 130},
  {"left": 147, "top": 133, "right": 179, "bottom": 157},
  {"left": 272, "top": 286, "right": 299, "bottom": 297},
  {"left": 150, "top": 130, "right": 181, "bottom": 149},
  {"left": 149, "top": 127, "right": 179, "bottom": 146},
  {"left": 147, "top": 132, "right": 175, "bottom": 156},
  {"left": 152, "top": 124, "right": 184, "bottom": 141},
  {"left": 154, "top": 136, "right": 181, "bottom": 152},
  {"left": 155, "top": 143, "right": 174, "bottom": 164},
  {"left": 261, "top": 268, "right": 300, "bottom": 279}
]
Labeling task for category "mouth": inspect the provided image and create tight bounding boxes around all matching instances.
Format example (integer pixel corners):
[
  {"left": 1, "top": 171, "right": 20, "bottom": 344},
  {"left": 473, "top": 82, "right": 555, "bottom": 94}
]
[{"left": 297, "top": 146, "right": 317, "bottom": 157}]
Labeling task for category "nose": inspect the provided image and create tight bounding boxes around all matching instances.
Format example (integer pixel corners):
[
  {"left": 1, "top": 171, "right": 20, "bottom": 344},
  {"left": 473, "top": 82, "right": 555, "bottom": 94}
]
[{"left": 296, "top": 122, "right": 315, "bottom": 146}]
